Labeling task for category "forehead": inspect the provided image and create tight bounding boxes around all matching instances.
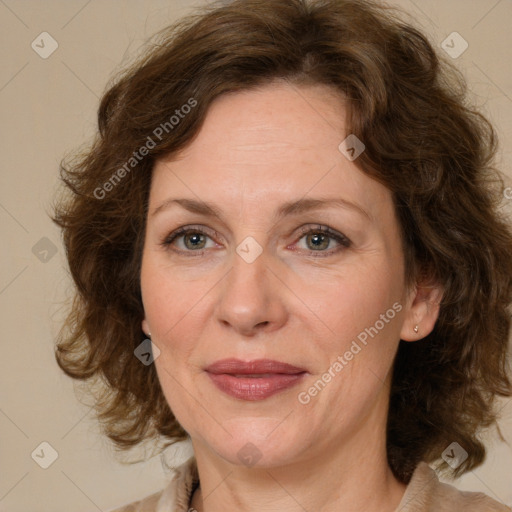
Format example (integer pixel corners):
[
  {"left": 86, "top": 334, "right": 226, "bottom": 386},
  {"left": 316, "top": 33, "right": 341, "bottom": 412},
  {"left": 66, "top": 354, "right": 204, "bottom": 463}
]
[
  {"left": 175, "top": 82, "right": 348, "bottom": 165},
  {"left": 149, "top": 81, "right": 392, "bottom": 221}
]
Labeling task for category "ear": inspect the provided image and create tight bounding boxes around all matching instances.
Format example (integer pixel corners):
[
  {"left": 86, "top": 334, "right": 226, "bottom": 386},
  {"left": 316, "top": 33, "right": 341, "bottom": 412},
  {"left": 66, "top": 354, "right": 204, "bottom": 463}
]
[
  {"left": 141, "top": 318, "right": 151, "bottom": 337},
  {"left": 400, "top": 277, "right": 443, "bottom": 342}
]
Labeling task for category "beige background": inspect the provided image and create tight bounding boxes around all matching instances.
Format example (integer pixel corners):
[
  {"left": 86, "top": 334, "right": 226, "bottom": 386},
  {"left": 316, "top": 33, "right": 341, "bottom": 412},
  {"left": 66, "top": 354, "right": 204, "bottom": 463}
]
[{"left": 1, "top": 1, "right": 511, "bottom": 511}]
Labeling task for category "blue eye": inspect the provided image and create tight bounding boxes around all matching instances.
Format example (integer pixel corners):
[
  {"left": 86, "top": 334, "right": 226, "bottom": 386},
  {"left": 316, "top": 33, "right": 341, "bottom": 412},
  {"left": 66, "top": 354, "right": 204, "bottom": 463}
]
[
  {"left": 161, "top": 224, "right": 351, "bottom": 257},
  {"left": 294, "top": 225, "right": 351, "bottom": 256},
  {"left": 162, "top": 226, "right": 216, "bottom": 254}
]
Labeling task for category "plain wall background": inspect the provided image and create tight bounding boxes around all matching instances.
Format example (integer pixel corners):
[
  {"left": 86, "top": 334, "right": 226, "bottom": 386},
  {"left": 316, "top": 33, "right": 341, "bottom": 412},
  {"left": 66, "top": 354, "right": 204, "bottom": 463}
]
[{"left": 1, "top": 1, "right": 511, "bottom": 511}]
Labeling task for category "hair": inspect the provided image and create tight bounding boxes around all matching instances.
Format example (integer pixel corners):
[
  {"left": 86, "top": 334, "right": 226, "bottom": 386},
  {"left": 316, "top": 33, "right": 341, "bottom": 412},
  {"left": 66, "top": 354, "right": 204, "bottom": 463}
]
[{"left": 51, "top": 0, "right": 512, "bottom": 483}]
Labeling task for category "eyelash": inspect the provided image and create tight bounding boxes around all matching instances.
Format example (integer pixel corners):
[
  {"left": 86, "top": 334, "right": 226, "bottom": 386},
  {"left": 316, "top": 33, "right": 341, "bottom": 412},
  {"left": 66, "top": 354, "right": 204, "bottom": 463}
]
[{"left": 161, "top": 224, "right": 351, "bottom": 258}]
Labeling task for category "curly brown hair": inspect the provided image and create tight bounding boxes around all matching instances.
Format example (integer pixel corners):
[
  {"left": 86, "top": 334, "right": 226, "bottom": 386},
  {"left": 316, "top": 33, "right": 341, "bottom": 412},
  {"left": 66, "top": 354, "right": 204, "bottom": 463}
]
[{"left": 51, "top": 0, "right": 512, "bottom": 484}]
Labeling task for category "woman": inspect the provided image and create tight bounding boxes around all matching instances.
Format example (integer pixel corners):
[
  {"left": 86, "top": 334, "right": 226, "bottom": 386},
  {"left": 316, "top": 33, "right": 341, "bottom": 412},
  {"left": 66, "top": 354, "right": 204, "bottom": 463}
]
[{"left": 51, "top": 0, "right": 512, "bottom": 510}]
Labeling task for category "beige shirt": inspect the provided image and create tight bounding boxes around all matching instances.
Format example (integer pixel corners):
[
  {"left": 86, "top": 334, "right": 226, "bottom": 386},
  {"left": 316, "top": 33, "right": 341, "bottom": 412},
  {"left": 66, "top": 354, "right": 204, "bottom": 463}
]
[{"left": 108, "top": 456, "right": 510, "bottom": 512}]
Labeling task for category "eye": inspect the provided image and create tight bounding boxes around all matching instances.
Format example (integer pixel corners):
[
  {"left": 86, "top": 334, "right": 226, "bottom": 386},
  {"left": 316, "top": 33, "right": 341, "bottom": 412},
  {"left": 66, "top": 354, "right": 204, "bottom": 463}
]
[
  {"left": 161, "top": 224, "right": 351, "bottom": 257},
  {"left": 161, "top": 225, "right": 218, "bottom": 255},
  {"left": 293, "top": 224, "right": 351, "bottom": 256}
]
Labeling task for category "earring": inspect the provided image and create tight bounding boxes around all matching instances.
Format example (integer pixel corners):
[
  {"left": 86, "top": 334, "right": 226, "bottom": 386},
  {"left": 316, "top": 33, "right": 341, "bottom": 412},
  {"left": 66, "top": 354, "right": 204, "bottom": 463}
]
[{"left": 413, "top": 325, "right": 419, "bottom": 334}]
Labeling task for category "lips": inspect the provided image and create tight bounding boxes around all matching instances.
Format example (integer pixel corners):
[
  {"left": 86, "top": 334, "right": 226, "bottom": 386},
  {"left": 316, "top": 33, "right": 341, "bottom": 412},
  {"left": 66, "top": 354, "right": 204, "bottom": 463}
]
[
  {"left": 204, "top": 358, "right": 307, "bottom": 401},
  {"left": 205, "top": 358, "right": 307, "bottom": 375}
]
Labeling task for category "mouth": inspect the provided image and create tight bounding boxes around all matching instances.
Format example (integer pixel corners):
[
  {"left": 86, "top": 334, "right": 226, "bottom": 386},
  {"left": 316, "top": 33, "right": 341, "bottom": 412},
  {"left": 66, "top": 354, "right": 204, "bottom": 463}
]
[{"left": 204, "top": 359, "right": 308, "bottom": 401}]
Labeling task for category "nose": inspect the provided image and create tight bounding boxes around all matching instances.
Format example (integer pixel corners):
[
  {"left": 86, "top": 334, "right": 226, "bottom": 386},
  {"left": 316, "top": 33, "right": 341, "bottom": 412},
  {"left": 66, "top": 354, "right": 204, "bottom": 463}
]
[{"left": 214, "top": 245, "right": 288, "bottom": 337}]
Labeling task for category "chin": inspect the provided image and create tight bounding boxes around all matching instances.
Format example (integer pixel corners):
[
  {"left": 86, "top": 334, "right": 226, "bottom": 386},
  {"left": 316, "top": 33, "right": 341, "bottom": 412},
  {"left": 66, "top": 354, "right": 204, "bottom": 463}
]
[{"left": 195, "top": 417, "right": 308, "bottom": 469}]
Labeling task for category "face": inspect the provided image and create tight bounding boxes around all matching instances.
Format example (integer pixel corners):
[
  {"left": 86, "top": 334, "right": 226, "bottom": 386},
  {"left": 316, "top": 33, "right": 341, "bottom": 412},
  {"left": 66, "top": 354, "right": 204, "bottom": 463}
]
[{"left": 140, "top": 81, "right": 419, "bottom": 469}]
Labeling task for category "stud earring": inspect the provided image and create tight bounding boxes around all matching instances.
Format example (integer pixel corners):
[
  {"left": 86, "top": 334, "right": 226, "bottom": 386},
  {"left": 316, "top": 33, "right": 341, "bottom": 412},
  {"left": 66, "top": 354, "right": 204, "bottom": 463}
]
[{"left": 413, "top": 325, "right": 419, "bottom": 334}]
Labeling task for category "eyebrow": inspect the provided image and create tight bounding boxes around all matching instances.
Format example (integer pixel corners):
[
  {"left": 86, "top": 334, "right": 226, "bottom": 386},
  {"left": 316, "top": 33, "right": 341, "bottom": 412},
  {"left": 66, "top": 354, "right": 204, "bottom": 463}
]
[{"left": 151, "top": 196, "right": 372, "bottom": 222}]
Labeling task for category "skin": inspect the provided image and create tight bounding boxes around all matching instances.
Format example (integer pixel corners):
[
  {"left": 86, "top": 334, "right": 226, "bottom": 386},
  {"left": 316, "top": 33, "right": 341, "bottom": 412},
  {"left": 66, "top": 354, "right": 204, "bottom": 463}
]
[{"left": 140, "top": 80, "right": 442, "bottom": 512}]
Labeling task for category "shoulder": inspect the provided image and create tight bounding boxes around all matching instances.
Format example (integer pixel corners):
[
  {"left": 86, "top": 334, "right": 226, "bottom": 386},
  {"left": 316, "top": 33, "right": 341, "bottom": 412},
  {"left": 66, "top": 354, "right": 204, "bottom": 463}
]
[
  {"left": 397, "top": 462, "right": 511, "bottom": 512},
  {"left": 107, "top": 490, "right": 163, "bottom": 512},
  {"left": 106, "top": 456, "right": 199, "bottom": 512}
]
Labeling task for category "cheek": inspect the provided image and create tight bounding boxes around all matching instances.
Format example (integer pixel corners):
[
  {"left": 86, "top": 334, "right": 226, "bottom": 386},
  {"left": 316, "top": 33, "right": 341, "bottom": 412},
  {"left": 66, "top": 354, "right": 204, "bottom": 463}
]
[
  {"left": 295, "top": 265, "right": 404, "bottom": 397},
  {"left": 144, "top": 271, "right": 201, "bottom": 430},
  {"left": 296, "top": 275, "right": 402, "bottom": 420},
  {"left": 140, "top": 257, "right": 213, "bottom": 390},
  {"left": 140, "top": 256, "right": 212, "bottom": 336},
  {"left": 298, "top": 262, "right": 402, "bottom": 340}
]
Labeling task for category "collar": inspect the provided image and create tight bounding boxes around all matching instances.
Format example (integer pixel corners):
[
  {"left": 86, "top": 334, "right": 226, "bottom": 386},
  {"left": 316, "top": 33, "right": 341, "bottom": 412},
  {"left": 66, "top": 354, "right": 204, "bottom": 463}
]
[{"left": 153, "top": 456, "right": 509, "bottom": 512}]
